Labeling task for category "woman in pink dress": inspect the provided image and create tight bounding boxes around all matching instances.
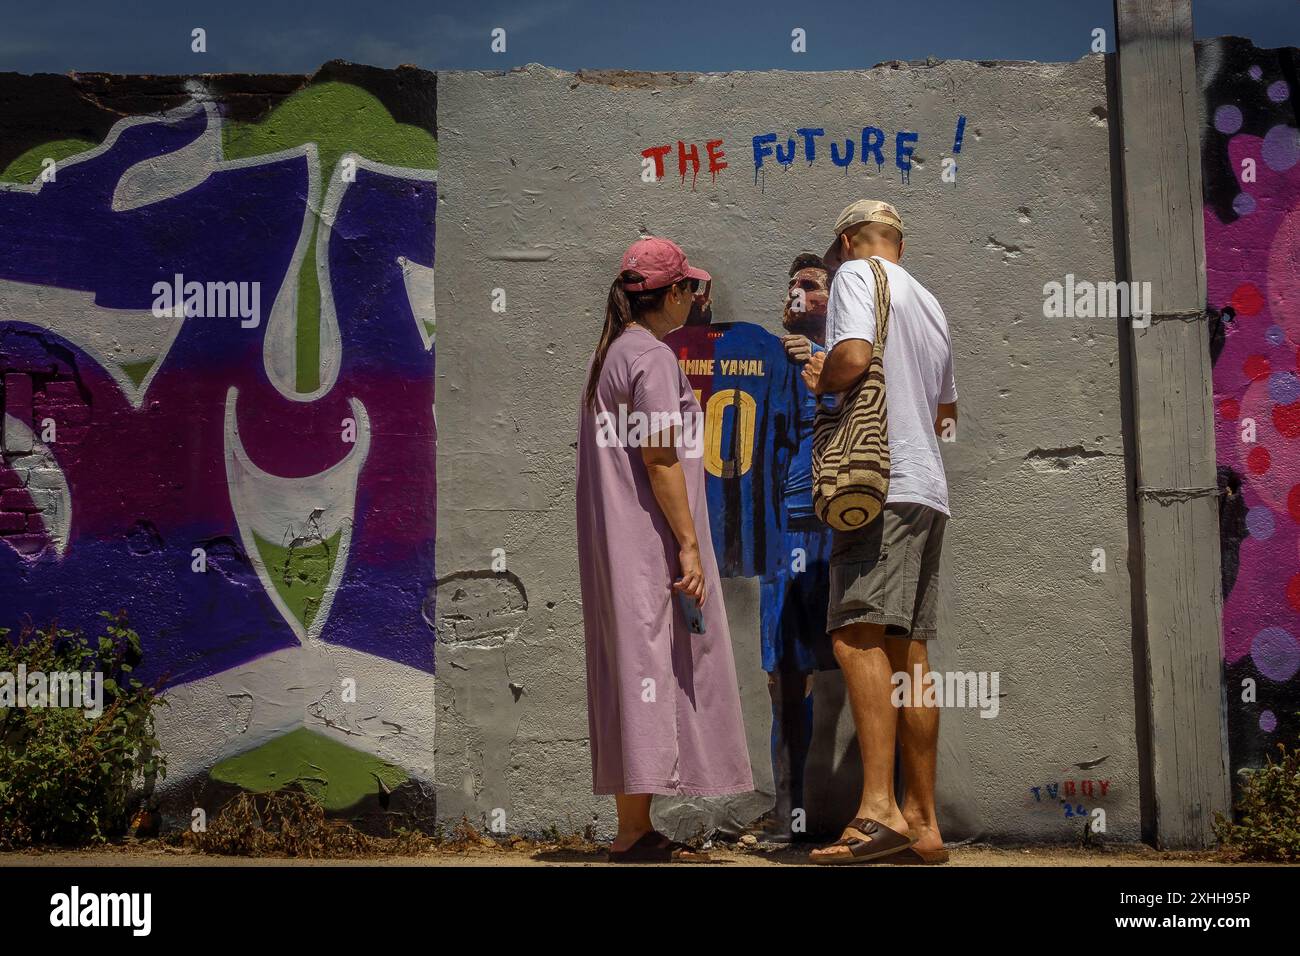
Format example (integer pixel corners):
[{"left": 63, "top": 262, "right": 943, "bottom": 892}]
[{"left": 576, "top": 236, "right": 753, "bottom": 863}]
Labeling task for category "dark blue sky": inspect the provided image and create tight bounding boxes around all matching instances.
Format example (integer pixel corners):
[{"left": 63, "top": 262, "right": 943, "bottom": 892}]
[{"left": 1, "top": 0, "right": 1297, "bottom": 75}]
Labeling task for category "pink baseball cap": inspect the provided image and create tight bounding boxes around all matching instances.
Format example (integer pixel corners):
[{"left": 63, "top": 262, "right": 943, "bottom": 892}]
[{"left": 619, "top": 236, "right": 711, "bottom": 292}]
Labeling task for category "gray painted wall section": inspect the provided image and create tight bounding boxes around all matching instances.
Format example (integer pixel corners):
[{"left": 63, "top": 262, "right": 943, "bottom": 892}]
[{"left": 435, "top": 58, "right": 1139, "bottom": 841}]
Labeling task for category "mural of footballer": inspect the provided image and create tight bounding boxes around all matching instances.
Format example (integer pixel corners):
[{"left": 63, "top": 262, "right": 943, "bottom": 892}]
[
  {"left": 754, "top": 253, "right": 836, "bottom": 842},
  {"left": 666, "top": 254, "right": 835, "bottom": 843}
]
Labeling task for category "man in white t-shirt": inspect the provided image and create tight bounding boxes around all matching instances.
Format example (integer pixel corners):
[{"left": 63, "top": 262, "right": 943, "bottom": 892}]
[{"left": 801, "top": 200, "right": 958, "bottom": 865}]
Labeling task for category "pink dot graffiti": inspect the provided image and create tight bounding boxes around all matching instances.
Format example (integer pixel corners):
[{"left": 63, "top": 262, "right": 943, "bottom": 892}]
[{"left": 1206, "top": 42, "right": 1300, "bottom": 769}]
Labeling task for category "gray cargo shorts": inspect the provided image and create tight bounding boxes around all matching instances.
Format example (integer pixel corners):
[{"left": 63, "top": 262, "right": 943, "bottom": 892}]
[{"left": 826, "top": 502, "right": 948, "bottom": 639}]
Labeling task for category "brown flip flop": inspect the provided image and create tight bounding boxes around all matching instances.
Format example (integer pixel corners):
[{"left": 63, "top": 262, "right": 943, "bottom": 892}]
[
  {"left": 811, "top": 817, "right": 916, "bottom": 865},
  {"left": 607, "top": 830, "right": 710, "bottom": 863}
]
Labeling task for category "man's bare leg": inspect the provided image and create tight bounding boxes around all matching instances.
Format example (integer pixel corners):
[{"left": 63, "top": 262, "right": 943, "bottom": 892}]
[
  {"left": 886, "top": 636, "right": 944, "bottom": 855},
  {"left": 809, "top": 621, "right": 909, "bottom": 861}
]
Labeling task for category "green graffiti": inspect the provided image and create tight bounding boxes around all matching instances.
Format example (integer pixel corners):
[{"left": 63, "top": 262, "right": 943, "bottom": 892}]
[
  {"left": 253, "top": 529, "right": 343, "bottom": 633},
  {"left": 120, "top": 359, "right": 156, "bottom": 388},
  {"left": 3, "top": 84, "right": 436, "bottom": 398},
  {"left": 210, "top": 727, "right": 409, "bottom": 811},
  {"left": 0, "top": 139, "right": 97, "bottom": 184},
  {"left": 222, "top": 82, "right": 438, "bottom": 394}
]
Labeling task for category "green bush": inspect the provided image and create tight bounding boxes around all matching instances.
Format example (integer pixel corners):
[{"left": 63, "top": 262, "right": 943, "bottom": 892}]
[
  {"left": 1215, "top": 737, "right": 1300, "bottom": 863},
  {"left": 0, "top": 612, "right": 166, "bottom": 848}
]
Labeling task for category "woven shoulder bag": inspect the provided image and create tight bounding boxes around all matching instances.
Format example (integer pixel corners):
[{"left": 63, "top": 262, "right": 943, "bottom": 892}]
[{"left": 812, "top": 257, "right": 891, "bottom": 531}]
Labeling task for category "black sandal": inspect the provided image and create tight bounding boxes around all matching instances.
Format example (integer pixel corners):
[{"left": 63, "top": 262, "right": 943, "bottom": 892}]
[
  {"left": 607, "top": 830, "right": 710, "bottom": 863},
  {"left": 811, "top": 817, "right": 915, "bottom": 865}
]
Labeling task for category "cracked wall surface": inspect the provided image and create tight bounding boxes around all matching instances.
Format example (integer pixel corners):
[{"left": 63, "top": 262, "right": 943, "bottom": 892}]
[{"left": 436, "top": 59, "right": 1139, "bottom": 841}]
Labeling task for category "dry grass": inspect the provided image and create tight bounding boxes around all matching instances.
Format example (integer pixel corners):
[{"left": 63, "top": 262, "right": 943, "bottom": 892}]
[{"left": 177, "top": 788, "right": 602, "bottom": 859}]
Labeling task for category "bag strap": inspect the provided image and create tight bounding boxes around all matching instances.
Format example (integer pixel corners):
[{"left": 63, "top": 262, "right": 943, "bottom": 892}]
[
  {"left": 866, "top": 257, "right": 891, "bottom": 355},
  {"left": 816, "top": 258, "right": 893, "bottom": 410}
]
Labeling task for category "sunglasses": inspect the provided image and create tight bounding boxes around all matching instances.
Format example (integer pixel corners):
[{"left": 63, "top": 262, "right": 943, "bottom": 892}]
[{"left": 681, "top": 277, "right": 710, "bottom": 298}]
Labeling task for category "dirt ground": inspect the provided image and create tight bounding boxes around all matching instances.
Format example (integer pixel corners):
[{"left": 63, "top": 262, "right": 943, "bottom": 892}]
[{"left": 0, "top": 841, "right": 1265, "bottom": 867}]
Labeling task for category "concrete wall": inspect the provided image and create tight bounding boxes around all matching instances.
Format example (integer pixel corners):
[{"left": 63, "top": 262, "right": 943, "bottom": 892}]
[
  {"left": 1201, "top": 37, "right": 1300, "bottom": 788},
  {"left": 11, "top": 52, "right": 1240, "bottom": 842},
  {"left": 435, "top": 58, "right": 1139, "bottom": 841},
  {"left": 0, "top": 64, "right": 439, "bottom": 826}
]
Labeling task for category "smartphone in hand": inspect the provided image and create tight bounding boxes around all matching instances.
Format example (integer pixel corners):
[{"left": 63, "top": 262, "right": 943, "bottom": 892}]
[{"left": 675, "top": 590, "right": 706, "bottom": 636}]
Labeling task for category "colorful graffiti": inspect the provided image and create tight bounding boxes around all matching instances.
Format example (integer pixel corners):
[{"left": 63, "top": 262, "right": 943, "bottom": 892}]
[
  {"left": 1200, "top": 38, "right": 1300, "bottom": 782},
  {"left": 637, "top": 118, "right": 965, "bottom": 190},
  {"left": 0, "top": 68, "right": 438, "bottom": 812},
  {"left": 1027, "top": 777, "right": 1114, "bottom": 823}
]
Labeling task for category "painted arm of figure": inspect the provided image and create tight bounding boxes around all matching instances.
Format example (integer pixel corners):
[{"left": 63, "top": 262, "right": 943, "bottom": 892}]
[
  {"left": 936, "top": 402, "right": 958, "bottom": 438},
  {"left": 641, "top": 444, "right": 707, "bottom": 608},
  {"left": 782, "top": 334, "right": 812, "bottom": 363},
  {"left": 781, "top": 335, "right": 828, "bottom": 364},
  {"left": 802, "top": 339, "right": 872, "bottom": 396}
]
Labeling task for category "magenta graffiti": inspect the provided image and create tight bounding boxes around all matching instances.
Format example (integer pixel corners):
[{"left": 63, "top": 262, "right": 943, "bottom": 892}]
[{"left": 1202, "top": 37, "right": 1300, "bottom": 779}]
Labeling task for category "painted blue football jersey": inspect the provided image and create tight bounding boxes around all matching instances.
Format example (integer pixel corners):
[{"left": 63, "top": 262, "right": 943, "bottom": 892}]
[
  {"left": 666, "top": 321, "right": 799, "bottom": 579},
  {"left": 782, "top": 341, "right": 826, "bottom": 526}
]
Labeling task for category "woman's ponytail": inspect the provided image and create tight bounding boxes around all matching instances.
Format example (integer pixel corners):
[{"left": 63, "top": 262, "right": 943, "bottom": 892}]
[{"left": 585, "top": 272, "right": 637, "bottom": 409}]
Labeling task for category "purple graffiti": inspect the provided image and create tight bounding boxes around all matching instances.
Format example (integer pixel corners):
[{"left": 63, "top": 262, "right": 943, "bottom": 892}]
[{"left": 0, "top": 105, "right": 437, "bottom": 686}]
